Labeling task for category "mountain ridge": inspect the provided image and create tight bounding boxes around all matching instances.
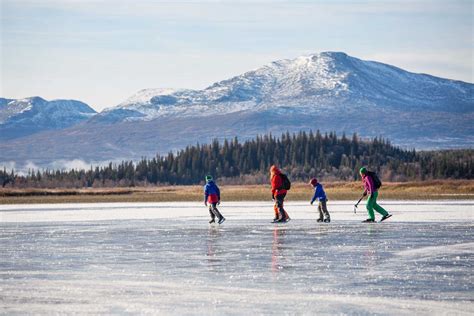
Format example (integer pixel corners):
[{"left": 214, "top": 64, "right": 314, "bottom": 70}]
[
  {"left": 0, "top": 51, "right": 473, "bottom": 168},
  {"left": 94, "top": 51, "right": 472, "bottom": 123},
  {"left": 0, "top": 97, "right": 97, "bottom": 140}
]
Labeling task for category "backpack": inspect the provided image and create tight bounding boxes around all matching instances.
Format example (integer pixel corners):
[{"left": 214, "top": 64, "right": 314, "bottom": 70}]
[
  {"left": 367, "top": 171, "right": 382, "bottom": 190},
  {"left": 280, "top": 173, "right": 291, "bottom": 190}
]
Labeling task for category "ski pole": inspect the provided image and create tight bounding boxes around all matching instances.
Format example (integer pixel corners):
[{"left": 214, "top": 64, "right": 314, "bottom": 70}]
[{"left": 353, "top": 195, "right": 364, "bottom": 214}]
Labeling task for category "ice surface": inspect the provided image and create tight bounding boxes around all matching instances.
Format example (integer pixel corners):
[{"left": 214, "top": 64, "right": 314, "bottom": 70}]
[{"left": 1, "top": 201, "right": 473, "bottom": 314}]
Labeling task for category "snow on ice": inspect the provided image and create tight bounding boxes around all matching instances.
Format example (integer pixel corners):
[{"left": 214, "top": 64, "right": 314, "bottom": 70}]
[{"left": 1, "top": 201, "right": 473, "bottom": 314}]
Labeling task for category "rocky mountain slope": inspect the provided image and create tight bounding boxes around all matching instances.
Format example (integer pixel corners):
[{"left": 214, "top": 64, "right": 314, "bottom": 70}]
[
  {"left": 95, "top": 52, "right": 472, "bottom": 122},
  {"left": 0, "top": 97, "right": 96, "bottom": 140},
  {"left": 0, "top": 52, "right": 472, "bottom": 168}
]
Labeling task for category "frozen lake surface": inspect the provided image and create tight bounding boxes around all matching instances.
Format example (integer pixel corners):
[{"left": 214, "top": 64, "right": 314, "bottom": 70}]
[{"left": 1, "top": 201, "right": 473, "bottom": 315}]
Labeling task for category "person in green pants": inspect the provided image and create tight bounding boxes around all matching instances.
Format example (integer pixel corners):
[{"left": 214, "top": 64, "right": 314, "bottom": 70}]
[{"left": 359, "top": 167, "right": 392, "bottom": 223}]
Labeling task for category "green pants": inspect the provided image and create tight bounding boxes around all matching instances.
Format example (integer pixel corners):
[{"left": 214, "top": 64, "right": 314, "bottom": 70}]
[{"left": 366, "top": 191, "right": 388, "bottom": 220}]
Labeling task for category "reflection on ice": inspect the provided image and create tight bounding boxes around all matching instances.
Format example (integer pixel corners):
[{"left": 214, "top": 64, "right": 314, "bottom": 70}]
[{"left": 0, "top": 201, "right": 473, "bottom": 314}]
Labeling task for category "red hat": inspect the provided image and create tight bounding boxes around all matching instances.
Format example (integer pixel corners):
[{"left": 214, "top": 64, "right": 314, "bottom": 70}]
[{"left": 309, "top": 178, "right": 318, "bottom": 186}]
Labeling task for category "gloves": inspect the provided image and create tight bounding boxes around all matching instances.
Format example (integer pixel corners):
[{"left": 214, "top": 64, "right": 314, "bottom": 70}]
[
  {"left": 310, "top": 201, "right": 313, "bottom": 205},
  {"left": 204, "top": 201, "right": 208, "bottom": 206},
  {"left": 217, "top": 201, "right": 220, "bottom": 205},
  {"left": 363, "top": 191, "right": 367, "bottom": 197},
  {"left": 271, "top": 195, "right": 275, "bottom": 202}
]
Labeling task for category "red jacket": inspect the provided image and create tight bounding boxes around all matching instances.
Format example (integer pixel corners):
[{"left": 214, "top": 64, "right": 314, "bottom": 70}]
[{"left": 271, "top": 171, "right": 287, "bottom": 197}]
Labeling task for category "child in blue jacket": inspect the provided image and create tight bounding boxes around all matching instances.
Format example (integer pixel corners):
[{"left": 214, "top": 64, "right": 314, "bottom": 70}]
[
  {"left": 309, "top": 178, "right": 330, "bottom": 223},
  {"left": 204, "top": 175, "right": 225, "bottom": 224}
]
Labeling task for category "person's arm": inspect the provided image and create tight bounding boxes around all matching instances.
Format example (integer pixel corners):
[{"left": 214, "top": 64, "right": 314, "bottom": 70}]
[
  {"left": 310, "top": 188, "right": 318, "bottom": 204},
  {"left": 366, "top": 176, "right": 375, "bottom": 196},
  {"left": 271, "top": 175, "right": 277, "bottom": 198},
  {"left": 360, "top": 177, "right": 368, "bottom": 196},
  {"left": 204, "top": 185, "right": 209, "bottom": 205},
  {"left": 273, "top": 175, "right": 282, "bottom": 196},
  {"left": 216, "top": 185, "right": 221, "bottom": 203}
]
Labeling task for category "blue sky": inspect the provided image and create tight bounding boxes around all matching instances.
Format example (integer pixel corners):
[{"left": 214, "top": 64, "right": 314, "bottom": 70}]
[{"left": 1, "top": 0, "right": 472, "bottom": 111}]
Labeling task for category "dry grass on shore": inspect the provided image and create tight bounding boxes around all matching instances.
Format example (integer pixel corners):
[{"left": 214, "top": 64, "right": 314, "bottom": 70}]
[{"left": 1, "top": 180, "right": 473, "bottom": 204}]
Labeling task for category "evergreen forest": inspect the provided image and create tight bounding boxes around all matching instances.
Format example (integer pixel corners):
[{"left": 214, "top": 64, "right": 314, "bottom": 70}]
[{"left": 1, "top": 131, "right": 473, "bottom": 188}]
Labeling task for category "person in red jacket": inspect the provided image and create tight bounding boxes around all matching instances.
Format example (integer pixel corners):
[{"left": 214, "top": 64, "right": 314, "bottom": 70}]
[{"left": 270, "top": 165, "right": 290, "bottom": 222}]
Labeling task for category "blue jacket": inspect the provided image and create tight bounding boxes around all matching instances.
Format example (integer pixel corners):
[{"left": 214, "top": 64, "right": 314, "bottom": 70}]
[
  {"left": 311, "top": 183, "right": 327, "bottom": 203},
  {"left": 204, "top": 181, "right": 220, "bottom": 203}
]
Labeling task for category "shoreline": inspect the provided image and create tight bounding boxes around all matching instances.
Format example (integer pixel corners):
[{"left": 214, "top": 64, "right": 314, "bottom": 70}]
[{"left": 1, "top": 180, "right": 473, "bottom": 204}]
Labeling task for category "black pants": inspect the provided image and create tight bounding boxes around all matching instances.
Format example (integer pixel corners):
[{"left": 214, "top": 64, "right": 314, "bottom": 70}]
[
  {"left": 209, "top": 203, "right": 223, "bottom": 220},
  {"left": 275, "top": 193, "right": 288, "bottom": 219},
  {"left": 317, "top": 199, "right": 330, "bottom": 220}
]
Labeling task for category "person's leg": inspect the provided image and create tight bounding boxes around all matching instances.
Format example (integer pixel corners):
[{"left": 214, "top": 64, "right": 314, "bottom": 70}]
[
  {"left": 317, "top": 201, "right": 324, "bottom": 221},
  {"left": 212, "top": 203, "right": 223, "bottom": 219},
  {"left": 371, "top": 191, "right": 389, "bottom": 216},
  {"left": 321, "top": 199, "right": 330, "bottom": 222},
  {"left": 212, "top": 203, "right": 225, "bottom": 223},
  {"left": 366, "top": 195, "right": 376, "bottom": 221},
  {"left": 273, "top": 203, "right": 279, "bottom": 220},
  {"left": 208, "top": 205, "right": 216, "bottom": 223},
  {"left": 276, "top": 194, "right": 287, "bottom": 220},
  {"left": 282, "top": 194, "right": 289, "bottom": 220}
]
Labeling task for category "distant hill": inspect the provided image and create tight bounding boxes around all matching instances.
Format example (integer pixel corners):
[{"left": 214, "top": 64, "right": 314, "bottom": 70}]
[
  {"left": 0, "top": 97, "right": 96, "bottom": 140},
  {"left": 96, "top": 52, "right": 472, "bottom": 122},
  {"left": 0, "top": 52, "right": 473, "bottom": 169}
]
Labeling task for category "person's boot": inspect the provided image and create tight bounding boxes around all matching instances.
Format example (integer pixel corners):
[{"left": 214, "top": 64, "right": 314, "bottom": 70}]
[
  {"left": 277, "top": 209, "right": 286, "bottom": 222},
  {"left": 209, "top": 209, "right": 215, "bottom": 224},
  {"left": 273, "top": 206, "right": 279, "bottom": 222},
  {"left": 218, "top": 216, "right": 226, "bottom": 224},
  {"left": 324, "top": 217, "right": 331, "bottom": 223},
  {"left": 362, "top": 218, "right": 375, "bottom": 223},
  {"left": 380, "top": 214, "right": 392, "bottom": 222},
  {"left": 317, "top": 218, "right": 324, "bottom": 222}
]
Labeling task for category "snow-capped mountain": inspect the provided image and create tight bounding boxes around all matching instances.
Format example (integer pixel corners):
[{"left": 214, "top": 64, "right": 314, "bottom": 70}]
[
  {"left": 0, "top": 52, "right": 473, "bottom": 168},
  {"left": 96, "top": 52, "right": 472, "bottom": 123},
  {"left": 0, "top": 97, "right": 96, "bottom": 140}
]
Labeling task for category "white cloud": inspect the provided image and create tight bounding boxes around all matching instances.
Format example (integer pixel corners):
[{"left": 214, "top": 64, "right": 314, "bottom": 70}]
[
  {"left": 0, "top": 161, "right": 16, "bottom": 171},
  {"left": 0, "top": 159, "right": 119, "bottom": 175},
  {"left": 24, "top": 161, "right": 40, "bottom": 171},
  {"left": 50, "top": 159, "right": 92, "bottom": 171}
]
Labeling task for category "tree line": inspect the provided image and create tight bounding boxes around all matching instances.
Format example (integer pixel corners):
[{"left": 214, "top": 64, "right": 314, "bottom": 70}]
[{"left": 1, "top": 131, "right": 473, "bottom": 188}]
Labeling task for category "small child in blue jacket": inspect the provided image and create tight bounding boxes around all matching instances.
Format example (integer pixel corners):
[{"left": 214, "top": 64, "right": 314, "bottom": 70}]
[
  {"left": 204, "top": 175, "right": 225, "bottom": 224},
  {"left": 309, "top": 178, "right": 330, "bottom": 223}
]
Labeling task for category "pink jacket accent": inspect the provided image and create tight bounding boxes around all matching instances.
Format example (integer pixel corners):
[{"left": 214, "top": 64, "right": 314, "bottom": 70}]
[{"left": 362, "top": 174, "right": 375, "bottom": 194}]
